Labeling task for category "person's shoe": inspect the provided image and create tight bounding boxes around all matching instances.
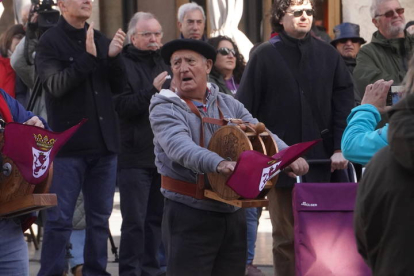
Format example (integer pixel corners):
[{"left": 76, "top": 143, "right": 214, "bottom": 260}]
[{"left": 245, "top": 264, "right": 265, "bottom": 276}]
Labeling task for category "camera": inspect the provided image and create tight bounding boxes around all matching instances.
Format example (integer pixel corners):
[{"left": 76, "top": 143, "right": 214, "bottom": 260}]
[
  {"left": 29, "top": 0, "right": 60, "bottom": 33},
  {"left": 24, "top": 0, "right": 60, "bottom": 65},
  {"left": 386, "top": 86, "right": 403, "bottom": 106}
]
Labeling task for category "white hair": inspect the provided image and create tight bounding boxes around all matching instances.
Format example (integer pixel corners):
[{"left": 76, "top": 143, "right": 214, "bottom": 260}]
[
  {"left": 370, "top": 0, "right": 398, "bottom": 18},
  {"left": 177, "top": 3, "right": 205, "bottom": 23},
  {"left": 127, "top": 12, "right": 158, "bottom": 42}
]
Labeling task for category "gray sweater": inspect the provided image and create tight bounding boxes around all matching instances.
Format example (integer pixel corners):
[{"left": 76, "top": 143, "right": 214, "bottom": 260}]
[{"left": 149, "top": 83, "right": 288, "bottom": 212}]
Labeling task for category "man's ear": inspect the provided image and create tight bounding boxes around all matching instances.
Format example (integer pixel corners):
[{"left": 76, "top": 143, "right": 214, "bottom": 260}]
[
  {"left": 372, "top": 18, "right": 379, "bottom": 28},
  {"left": 177, "top": 21, "right": 182, "bottom": 32},
  {"left": 57, "top": 0, "right": 66, "bottom": 12},
  {"left": 206, "top": 59, "right": 213, "bottom": 74}
]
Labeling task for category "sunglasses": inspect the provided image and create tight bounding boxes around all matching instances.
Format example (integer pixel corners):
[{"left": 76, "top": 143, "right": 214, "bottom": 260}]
[
  {"left": 376, "top": 8, "right": 404, "bottom": 18},
  {"left": 217, "top": 47, "right": 236, "bottom": 56},
  {"left": 337, "top": 38, "right": 361, "bottom": 44},
  {"left": 286, "top": 9, "right": 314, "bottom": 17}
]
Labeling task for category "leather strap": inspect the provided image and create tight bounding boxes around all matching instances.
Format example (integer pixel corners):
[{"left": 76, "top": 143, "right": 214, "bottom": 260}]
[
  {"left": 164, "top": 96, "right": 226, "bottom": 199},
  {"left": 162, "top": 175, "right": 205, "bottom": 200}
]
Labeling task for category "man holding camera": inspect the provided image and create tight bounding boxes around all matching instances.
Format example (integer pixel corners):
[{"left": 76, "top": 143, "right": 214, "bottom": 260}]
[{"left": 35, "top": 0, "right": 126, "bottom": 275}]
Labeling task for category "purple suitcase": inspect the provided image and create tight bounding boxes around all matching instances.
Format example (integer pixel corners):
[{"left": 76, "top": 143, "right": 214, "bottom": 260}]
[{"left": 293, "top": 182, "right": 371, "bottom": 276}]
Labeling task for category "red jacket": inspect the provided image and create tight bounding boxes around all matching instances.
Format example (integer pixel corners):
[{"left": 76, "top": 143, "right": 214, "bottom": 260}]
[{"left": 0, "top": 56, "right": 16, "bottom": 98}]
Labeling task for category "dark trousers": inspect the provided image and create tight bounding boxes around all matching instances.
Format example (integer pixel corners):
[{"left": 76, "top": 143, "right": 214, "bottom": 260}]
[
  {"left": 118, "top": 168, "right": 164, "bottom": 276},
  {"left": 163, "top": 199, "right": 247, "bottom": 276}
]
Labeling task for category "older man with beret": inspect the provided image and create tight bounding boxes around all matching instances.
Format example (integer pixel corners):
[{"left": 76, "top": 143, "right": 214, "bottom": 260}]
[{"left": 148, "top": 39, "right": 308, "bottom": 276}]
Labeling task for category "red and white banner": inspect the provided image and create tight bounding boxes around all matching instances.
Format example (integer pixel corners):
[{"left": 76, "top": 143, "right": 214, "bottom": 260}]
[
  {"left": 2, "top": 119, "right": 86, "bottom": 184},
  {"left": 226, "top": 139, "right": 321, "bottom": 199}
]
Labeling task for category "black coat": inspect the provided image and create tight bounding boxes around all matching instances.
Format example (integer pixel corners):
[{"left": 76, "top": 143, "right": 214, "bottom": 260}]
[
  {"left": 114, "top": 44, "right": 171, "bottom": 169},
  {"left": 35, "top": 16, "right": 125, "bottom": 156},
  {"left": 343, "top": 56, "right": 361, "bottom": 105},
  {"left": 237, "top": 31, "right": 354, "bottom": 186}
]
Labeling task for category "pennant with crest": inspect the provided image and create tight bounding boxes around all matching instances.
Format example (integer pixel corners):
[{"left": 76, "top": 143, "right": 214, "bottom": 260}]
[
  {"left": 1, "top": 119, "right": 86, "bottom": 184},
  {"left": 226, "top": 139, "right": 321, "bottom": 199}
]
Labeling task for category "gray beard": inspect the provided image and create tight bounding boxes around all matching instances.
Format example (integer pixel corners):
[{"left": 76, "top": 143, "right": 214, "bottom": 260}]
[{"left": 388, "top": 23, "right": 405, "bottom": 38}]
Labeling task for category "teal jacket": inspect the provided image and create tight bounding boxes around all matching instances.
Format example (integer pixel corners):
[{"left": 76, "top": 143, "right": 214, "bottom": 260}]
[
  {"left": 341, "top": 104, "right": 388, "bottom": 165},
  {"left": 353, "top": 31, "right": 414, "bottom": 98}
]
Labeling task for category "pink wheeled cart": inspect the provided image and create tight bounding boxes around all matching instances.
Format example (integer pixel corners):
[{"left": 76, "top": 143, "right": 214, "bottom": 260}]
[{"left": 293, "top": 160, "right": 371, "bottom": 276}]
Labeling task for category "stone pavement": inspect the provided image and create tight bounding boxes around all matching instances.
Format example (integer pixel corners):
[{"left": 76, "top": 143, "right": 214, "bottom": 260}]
[{"left": 28, "top": 190, "right": 275, "bottom": 275}]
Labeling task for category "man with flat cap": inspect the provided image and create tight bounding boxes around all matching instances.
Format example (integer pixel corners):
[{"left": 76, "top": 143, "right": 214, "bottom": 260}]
[
  {"left": 148, "top": 39, "right": 309, "bottom": 276},
  {"left": 331, "top": 22, "right": 367, "bottom": 104}
]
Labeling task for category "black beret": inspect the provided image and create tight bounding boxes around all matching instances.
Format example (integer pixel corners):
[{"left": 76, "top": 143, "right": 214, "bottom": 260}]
[
  {"left": 161, "top": 39, "right": 216, "bottom": 65},
  {"left": 406, "top": 21, "right": 414, "bottom": 30}
]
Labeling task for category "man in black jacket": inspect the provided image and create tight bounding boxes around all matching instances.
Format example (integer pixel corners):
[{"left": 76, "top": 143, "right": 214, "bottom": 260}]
[
  {"left": 237, "top": 0, "right": 354, "bottom": 275},
  {"left": 114, "top": 12, "right": 170, "bottom": 276},
  {"left": 35, "top": 0, "right": 126, "bottom": 275}
]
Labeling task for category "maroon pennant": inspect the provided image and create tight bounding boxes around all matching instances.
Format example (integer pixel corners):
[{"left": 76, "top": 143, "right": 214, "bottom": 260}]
[
  {"left": 2, "top": 119, "right": 86, "bottom": 184},
  {"left": 226, "top": 139, "right": 321, "bottom": 199}
]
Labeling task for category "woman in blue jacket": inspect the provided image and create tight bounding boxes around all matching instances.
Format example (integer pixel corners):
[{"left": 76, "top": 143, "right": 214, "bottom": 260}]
[
  {"left": 342, "top": 54, "right": 414, "bottom": 165},
  {"left": 341, "top": 79, "right": 393, "bottom": 165}
]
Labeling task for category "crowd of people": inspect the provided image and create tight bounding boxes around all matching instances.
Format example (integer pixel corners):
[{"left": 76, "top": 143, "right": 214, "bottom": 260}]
[{"left": 0, "top": 0, "right": 413, "bottom": 275}]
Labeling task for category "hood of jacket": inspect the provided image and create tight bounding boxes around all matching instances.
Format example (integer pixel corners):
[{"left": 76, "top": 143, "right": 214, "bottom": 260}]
[
  {"left": 387, "top": 92, "right": 414, "bottom": 170},
  {"left": 371, "top": 31, "right": 414, "bottom": 57}
]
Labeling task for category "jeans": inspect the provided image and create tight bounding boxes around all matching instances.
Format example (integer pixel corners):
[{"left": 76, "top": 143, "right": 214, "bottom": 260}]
[
  {"left": 38, "top": 154, "right": 117, "bottom": 276},
  {"left": 68, "top": 229, "right": 86, "bottom": 270},
  {"left": 118, "top": 168, "right": 164, "bottom": 276},
  {"left": 245, "top": 207, "right": 259, "bottom": 264},
  {"left": 0, "top": 219, "right": 28, "bottom": 275}
]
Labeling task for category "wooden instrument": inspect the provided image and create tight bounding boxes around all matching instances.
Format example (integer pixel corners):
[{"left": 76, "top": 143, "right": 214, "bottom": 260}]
[
  {"left": 206, "top": 122, "right": 278, "bottom": 208},
  {"left": 0, "top": 133, "right": 57, "bottom": 218}
]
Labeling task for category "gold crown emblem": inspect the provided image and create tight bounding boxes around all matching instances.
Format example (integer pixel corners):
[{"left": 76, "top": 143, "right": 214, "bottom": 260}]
[{"left": 33, "top": 134, "right": 57, "bottom": 151}]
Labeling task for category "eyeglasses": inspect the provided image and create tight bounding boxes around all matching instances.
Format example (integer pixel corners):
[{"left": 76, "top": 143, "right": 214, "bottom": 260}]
[
  {"left": 376, "top": 8, "right": 404, "bottom": 18},
  {"left": 217, "top": 47, "right": 236, "bottom": 56},
  {"left": 337, "top": 38, "right": 361, "bottom": 44},
  {"left": 286, "top": 9, "right": 314, "bottom": 17},
  {"left": 136, "top": 31, "right": 163, "bottom": 38}
]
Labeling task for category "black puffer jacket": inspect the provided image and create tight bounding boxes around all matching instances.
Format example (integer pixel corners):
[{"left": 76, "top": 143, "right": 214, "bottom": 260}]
[{"left": 114, "top": 44, "right": 171, "bottom": 169}]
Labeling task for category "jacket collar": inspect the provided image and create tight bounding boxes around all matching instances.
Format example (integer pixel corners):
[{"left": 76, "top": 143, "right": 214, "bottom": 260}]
[
  {"left": 371, "top": 30, "right": 404, "bottom": 47},
  {"left": 179, "top": 33, "right": 208, "bottom": 42},
  {"left": 57, "top": 16, "right": 101, "bottom": 40},
  {"left": 278, "top": 30, "right": 311, "bottom": 47},
  {"left": 122, "top": 44, "right": 161, "bottom": 62},
  {"left": 342, "top": 56, "right": 356, "bottom": 66}
]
